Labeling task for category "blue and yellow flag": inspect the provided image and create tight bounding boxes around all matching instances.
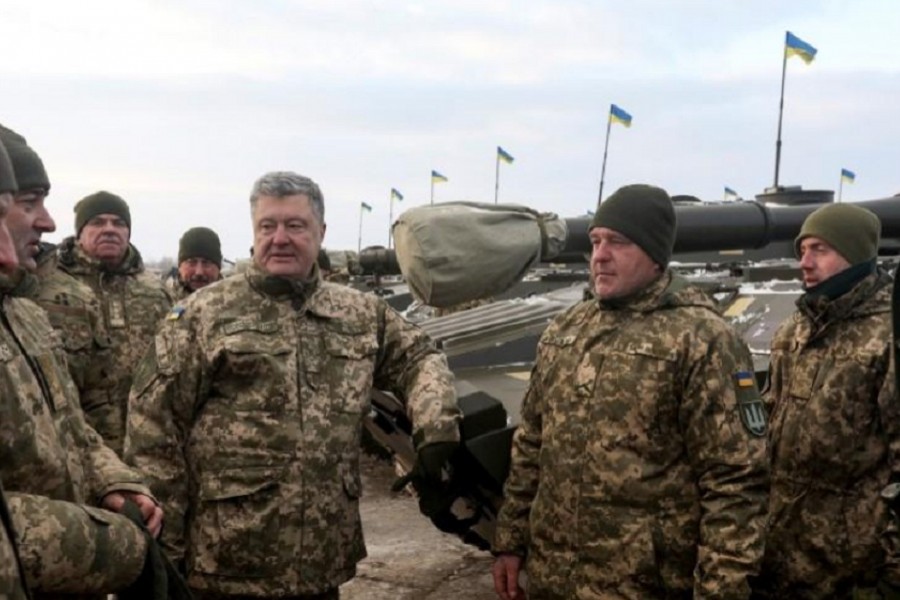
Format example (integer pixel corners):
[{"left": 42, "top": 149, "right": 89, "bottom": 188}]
[
  {"left": 497, "top": 146, "right": 515, "bottom": 164},
  {"left": 735, "top": 371, "right": 755, "bottom": 388},
  {"left": 841, "top": 168, "right": 856, "bottom": 183},
  {"left": 431, "top": 170, "right": 448, "bottom": 184},
  {"left": 724, "top": 186, "right": 739, "bottom": 200},
  {"left": 785, "top": 31, "right": 817, "bottom": 64},
  {"left": 609, "top": 104, "right": 633, "bottom": 128},
  {"left": 361, "top": 201, "right": 373, "bottom": 212},
  {"left": 391, "top": 188, "right": 404, "bottom": 201}
]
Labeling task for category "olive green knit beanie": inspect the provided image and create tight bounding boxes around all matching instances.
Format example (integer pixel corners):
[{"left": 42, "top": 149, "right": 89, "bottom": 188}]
[
  {"left": 795, "top": 203, "right": 880, "bottom": 264},
  {"left": 0, "top": 125, "right": 50, "bottom": 192},
  {"left": 178, "top": 227, "right": 222, "bottom": 267},
  {"left": 74, "top": 191, "right": 132, "bottom": 234},
  {"left": 0, "top": 139, "right": 16, "bottom": 195},
  {"left": 590, "top": 184, "right": 677, "bottom": 267}
]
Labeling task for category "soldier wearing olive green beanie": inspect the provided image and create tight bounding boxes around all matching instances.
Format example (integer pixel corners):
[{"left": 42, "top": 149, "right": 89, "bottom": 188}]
[
  {"left": 0, "top": 125, "right": 50, "bottom": 193},
  {"left": 590, "top": 183, "right": 676, "bottom": 268},
  {"left": 56, "top": 190, "right": 171, "bottom": 454},
  {"left": 170, "top": 226, "right": 223, "bottom": 299}
]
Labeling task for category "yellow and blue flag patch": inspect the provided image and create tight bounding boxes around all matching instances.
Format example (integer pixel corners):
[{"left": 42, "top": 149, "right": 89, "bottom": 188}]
[
  {"left": 735, "top": 370, "right": 755, "bottom": 387},
  {"left": 167, "top": 306, "right": 186, "bottom": 321}
]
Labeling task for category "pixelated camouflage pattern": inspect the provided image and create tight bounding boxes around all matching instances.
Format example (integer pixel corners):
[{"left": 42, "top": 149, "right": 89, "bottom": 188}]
[
  {"left": 0, "top": 271, "right": 151, "bottom": 505},
  {"left": 493, "top": 271, "right": 769, "bottom": 599},
  {"left": 163, "top": 272, "right": 191, "bottom": 302},
  {"left": 6, "top": 491, "right": 146, "bottom": 594},
  {"left": 758, "top": 270, "right": 900, "bottom": 598},
  {"left": 29, "top": 245, "right": 119, "bottom": 446},
  {"left": 126, "top": 262, "right": 459, "bottom": 596},
  {"left": 0, "top": 481, "right": 29, "bottom": 600},
  {"left": 56, "top": 236, "right": 172, "bottom": 454}
]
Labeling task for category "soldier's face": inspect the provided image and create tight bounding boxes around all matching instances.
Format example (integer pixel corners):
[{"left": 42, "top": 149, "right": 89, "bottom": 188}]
[
  {"left": 589, "top": 227, "right": 661, "bottom": 300},
  {"left": 0, "top": 193, "right": 21, "bottom": 275},
  {"left": 6, "top": 188, "right": 55, "bottom": 271},
  {"left": 78, "top": 213, "right": 130, "bottom": 266},
  {"left": 252, "top": 194, "right": 325, "bottom": 279},
  {"left": 178, "top": 257, "right": 220, "bottom": 291},
  {"left": 798, "top": 236, "right": 851, "bottom": 288}
]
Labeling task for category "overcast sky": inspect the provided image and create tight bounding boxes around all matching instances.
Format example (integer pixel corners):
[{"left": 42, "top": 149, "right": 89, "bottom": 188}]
[{"left": 2, "top": 0, "right": 898, "bottom": 261}]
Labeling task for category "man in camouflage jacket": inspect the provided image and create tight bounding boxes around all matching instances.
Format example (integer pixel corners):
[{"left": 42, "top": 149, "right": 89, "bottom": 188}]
[
  {"left": 126, "top": 171, "right": 460, "bottom": 599},
  {"left": 0, "top": 128, "right": 163, "bottom": 598},
  {"left": 756, "top": 203, "right": 900, "bottom": 598},
  {"left": 0, "top": 127, "right": 117, "bottom": 452},
  {"left": 56, "top": 190, "right": 171, "bottom": 454},
  {"left": 492, "top": 184, "right": 770, "bottom": 600}
]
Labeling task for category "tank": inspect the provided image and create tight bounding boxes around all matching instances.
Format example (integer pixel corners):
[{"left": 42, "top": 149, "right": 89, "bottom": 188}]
[{"left": 361, "top": 191, "right": 900, "bottom": 549}]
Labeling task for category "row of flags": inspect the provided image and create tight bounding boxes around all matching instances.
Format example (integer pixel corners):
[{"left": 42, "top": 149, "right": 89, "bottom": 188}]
[{"left": 360, "top": 145, "right": 517, "bottom": 213}]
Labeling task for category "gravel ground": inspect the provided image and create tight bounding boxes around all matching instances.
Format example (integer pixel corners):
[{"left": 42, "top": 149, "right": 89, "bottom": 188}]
[{"left": 341, "top": 454, "right": 498, "bottom": 600}]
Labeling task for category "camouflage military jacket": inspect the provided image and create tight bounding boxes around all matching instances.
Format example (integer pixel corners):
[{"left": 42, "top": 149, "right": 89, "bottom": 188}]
[
  {"left": 7, "top": 490, "right": 146, "bottom": 595},
  {"left": 164, "top": 274, "right": 190, "bottom": 303},
  {"left": 0, "top": 278, "right": 151, "bottom": 507},
  {"left": 493, "top": 271, "right": 769, "bottom": 600},
  {"left": 761, "top": 270, "right": 899, "bottom": 595},
  {"left": 0, "top": 482, "right": 29, "bottom": 600},
  {"left": 56, "top": 237, "right": 171, "bottom": 454},
  {"left": 126, "top": 263, "right": 459, "bottom": 596},
  {"left": 29, "top": 245, "right": 115, "bottom": 444}
]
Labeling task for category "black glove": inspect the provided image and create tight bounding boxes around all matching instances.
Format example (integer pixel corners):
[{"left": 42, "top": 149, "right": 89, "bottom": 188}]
[
  {"left": 392, "top": 442, "right": 460, "bottom": 530},
  {"left": 118, "top": 501, "right": 194, "bottom": 600}
]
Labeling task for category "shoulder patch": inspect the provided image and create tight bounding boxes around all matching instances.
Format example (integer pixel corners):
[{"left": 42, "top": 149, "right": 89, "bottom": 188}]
[
  {"left": 734, "top": 370, "right": 767, "bottom": 437},
  {"left": 167, "top": 305, "right": 186, "bottom": 321}
]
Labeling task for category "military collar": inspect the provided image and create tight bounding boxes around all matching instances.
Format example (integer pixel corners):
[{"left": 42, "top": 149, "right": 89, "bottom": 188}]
[
  {"left": 597, "top": 269, "right": 670, "bottom": 312},
  {"left": 57, "top": 236, "right": 145, "bottom": 276},
  {"left": 246, "top": 262, "right": 321, "bottom": 306}
]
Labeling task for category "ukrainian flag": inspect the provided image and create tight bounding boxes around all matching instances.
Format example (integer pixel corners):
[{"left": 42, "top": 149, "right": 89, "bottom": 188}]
[
  {"left": 391, "top": 188, "right": 404, "bottom": 201},
  {"left": 724, "top": 186, "right": 739, "bottom": 200},
  {"left": 841, "top": 168, "right": 856, "bottom": 183},
  {"left": 361, "top": 202, "right": 373, "bottom": 212},
  {"left": 735, "top": 371, "right": 755, "bottom": 388},
  {"left": 785, "top": 31, "right": 817, "bottom": 64},
  {"left": 431, "top": 170, "right": 448, "bottom": 183},
  {"left": 609, "top": 104, "right": 633, "bottom": 128},
  {"left": 497, "top": 146, "right": 515, "bottom": 164}
]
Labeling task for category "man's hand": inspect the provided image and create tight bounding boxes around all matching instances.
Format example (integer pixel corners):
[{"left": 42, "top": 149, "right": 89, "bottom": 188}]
[
  {"left": 492, "top": 553, "right": 524, "bottom": 600},
  {"left": 101, "top": 492, "right": 164, "bottom": 538}
]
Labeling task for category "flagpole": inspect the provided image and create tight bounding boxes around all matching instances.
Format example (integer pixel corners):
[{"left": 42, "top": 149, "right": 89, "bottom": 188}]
[
  {"left": 358, "top": 204, "right": 364, "bottom": 253},
  {"left": 494, "top": 151, "right": 501, "bottom": 204},
  {"left": 838, "top": 176, "right": 843, "bottom": 203},
  {"left": 773, "top": 40, "right": 788, "bottom": 188},
  {"left": 597, "top": 116, "right": 613, "bottom": 204},
  {"left": 388, "top": 191, "right": 394, "bottom": 249},
  {"left": 430, "top": 177, "right": 435, "bottom": 205}
]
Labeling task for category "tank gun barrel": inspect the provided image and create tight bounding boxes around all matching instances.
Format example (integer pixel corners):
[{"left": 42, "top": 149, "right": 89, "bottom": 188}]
[{"left": 562, "top": 196, "right": 900, "bottom": 256}]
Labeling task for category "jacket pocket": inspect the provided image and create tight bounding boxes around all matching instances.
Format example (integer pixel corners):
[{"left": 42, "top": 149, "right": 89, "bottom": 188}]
[{"left": 190, "top": 466, "right": 286, "bottom": 578}]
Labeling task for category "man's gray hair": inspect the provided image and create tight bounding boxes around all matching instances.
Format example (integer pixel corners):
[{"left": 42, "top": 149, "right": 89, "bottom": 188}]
[{"left": 250, "top": 171, "right": 325, "bottom": 224}]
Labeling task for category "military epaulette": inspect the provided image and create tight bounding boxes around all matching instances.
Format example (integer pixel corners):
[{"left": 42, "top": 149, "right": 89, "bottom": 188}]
[{"left": 167, "top": 306, "right": 186, "bottom": 321}]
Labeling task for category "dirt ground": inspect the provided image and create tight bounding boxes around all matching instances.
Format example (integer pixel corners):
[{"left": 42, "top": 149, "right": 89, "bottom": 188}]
[{"left": 341, "top": 453, "right": 498, "bottom": 600}]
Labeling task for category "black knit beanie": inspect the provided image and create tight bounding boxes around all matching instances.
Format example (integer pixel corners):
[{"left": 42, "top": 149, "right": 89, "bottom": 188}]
[
  {"left": 0, "top": 125, "right": 50, "bottom": 192},
  {"left": 795, "top": 203, "right": 880, "bottom": 265},
  {"left": 178, "top": 227, "right": 222, "bottom": 267},
  {"left": 74, "top": 191, "right": 132, "bottom": 234},
  {"left": 0, "top": 139, "right": 16, "bottom": 195},
  {"left": 590, "top": 184, "right": 676, "bottom": 267}
]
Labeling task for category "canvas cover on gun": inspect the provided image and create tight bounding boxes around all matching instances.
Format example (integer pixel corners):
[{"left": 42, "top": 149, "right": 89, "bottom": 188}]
[{"left": 392, "top": 202, "right": 566, "bottom": 308}]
